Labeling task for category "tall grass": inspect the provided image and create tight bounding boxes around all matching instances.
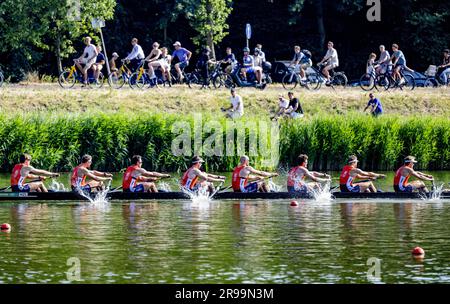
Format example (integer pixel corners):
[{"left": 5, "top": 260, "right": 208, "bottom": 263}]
[{"left": 0, "top": 113, "right": 448, "bottom": 172}]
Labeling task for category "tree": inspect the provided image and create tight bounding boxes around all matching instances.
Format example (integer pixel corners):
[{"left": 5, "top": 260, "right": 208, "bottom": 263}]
[{"left": 182, "top": 0, "right": 233, "bottom": 59}]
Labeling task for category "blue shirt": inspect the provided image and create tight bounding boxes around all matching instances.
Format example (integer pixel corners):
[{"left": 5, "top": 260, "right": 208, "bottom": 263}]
[
  {"left": 368, "top": 98, "right": 383, "bottom": 114},
  {"left": 224, "top": 53, "right": 236, "bottom": 63},
  {"left": 393, "top": 50, "right": 406, "bottom": 66},
  {"left": 243, "top": 55, "right": 254, "bottom": 67},
  {"left": 172, "top": 48, "right": 190, "bottom": 63},
  {"left": 96, "top": 53, "right": 105, "bottom": 64}
]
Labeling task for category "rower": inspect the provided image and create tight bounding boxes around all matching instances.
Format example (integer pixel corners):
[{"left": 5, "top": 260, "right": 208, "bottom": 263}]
[
  {"left": 340, "top": 155, "right": 385, "bottom": 193},
  {"left": 10, "top": 153, "right": 59, "bottom": 193},
  {"left": 180, "top": 156, "right": 225, "bottom": 194},
  {"left": 71, "top": 154, "right": 113, "bottom": 193},
  {"left": 122, "top": 155, "right": 170, "bottom": 193},
  {"left": 232, "top": 155, "right": 278, "bottom": 193},
  {"left": 287, "top": 154, "right": 331, "bottom": 193},
  {"left": 394, "top": 156, "right": 434, "bottom": 193}
]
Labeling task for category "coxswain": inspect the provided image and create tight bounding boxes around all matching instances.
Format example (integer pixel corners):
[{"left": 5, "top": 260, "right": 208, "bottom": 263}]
[
  {"left": 393, "top": 156, "right": 434, "bottom": 193},
  {"left": 122, "top": 155, "right": 170, "bottom": 193},
  {"left": 180, "top": 156, "right": 225, "bottom": 194},
  {"left": 10, "top": 153, "right": 59, "bottom": 192},
  {"left": 287, "top": 154, "right": 331, "bottom": 193},
  {"left": 71, "top": 154, "right": 113, "bottom": 193},
  {"left": 340, "top": 155, "right": 385, "bottom": 193},
  {"left": 232, "top": 155, "right": 278, "bottom": 193}
]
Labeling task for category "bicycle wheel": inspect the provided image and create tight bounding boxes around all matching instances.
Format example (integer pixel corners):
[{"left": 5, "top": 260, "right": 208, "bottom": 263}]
[
  {"left": 359, "top": 73, "right": 376, "bottom": 91},
  {"left": 332, "top": 73, "right": 348, "bottom": 88},
  {"left": 58, "top": 70, "right": 76, "bottom": 89},
  {"left": 108, "top": 72, "right": 127, "bottom": 89},
  {"left": 375, "top": 74, "right": 391, "bottom": 91},
  {"left": 224, "top": 75, "right": 236, "bottom": 88},
  {"left": 401, "top": 74, "right": 415, "bottom": 90},
  {"left": 129, "top": 72, "right": 148, "bottom": 89},
  {"left": 424, "top": 78, "right": 438, "bottom": 88},
  {"left": 282, "top": 73, "right": 298, "bottom": 90},
  {"left": 212, "top": 74, "right": 226, "bottom": 89},
  {"left": 307, "top": 73, "right": 322, "bottom": 90},
  {"left": 93, "top": 73, "right": 104, "bottom": 89}
]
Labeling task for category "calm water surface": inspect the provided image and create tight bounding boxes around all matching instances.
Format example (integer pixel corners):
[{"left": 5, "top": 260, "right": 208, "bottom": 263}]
[{"left": 0, "top": 172, "right": 449, "bottom": 284}]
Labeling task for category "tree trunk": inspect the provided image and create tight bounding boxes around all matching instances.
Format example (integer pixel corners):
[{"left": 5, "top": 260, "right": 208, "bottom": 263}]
[
  {"left": 206, "top": 1, "right": 216, "bottom": 60},
  {"left": 314, "top": 0, "right": 326, "bottom": 48},
  {"left": 56, "top": 35, "right": 63, "bottom": 74},
  {"left": 163, "top": 25, "right": 167, "bottom": 43},
  {"left": 207, "top": 31, "right": 215, "bottom": 60}
]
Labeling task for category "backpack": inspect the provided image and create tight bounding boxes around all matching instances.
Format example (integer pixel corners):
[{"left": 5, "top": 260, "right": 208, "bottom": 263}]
[{"left": 302, "top": 49, "right": 312, "bottom": 59}]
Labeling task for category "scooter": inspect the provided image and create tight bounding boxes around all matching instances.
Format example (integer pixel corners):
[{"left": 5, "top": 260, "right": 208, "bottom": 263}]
[{"left": 224, "top": 62, "right": 269, "bottom": 90}]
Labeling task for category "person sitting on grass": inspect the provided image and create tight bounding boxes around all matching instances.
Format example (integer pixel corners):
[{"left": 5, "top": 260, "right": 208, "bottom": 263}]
[
  {"left": 272, "top": 94, "right": 290, "bottom": 120},
  {"left": 221, "top": 88, "right": 244, "bottom": 119},
  {"left": 364, "top": 93, "right": 383, "bottom": 117}
]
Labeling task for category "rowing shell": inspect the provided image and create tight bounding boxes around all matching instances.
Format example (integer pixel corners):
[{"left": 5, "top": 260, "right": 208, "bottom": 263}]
[{"left": 0, "top": 191, "right": 449, "bottom": 201}]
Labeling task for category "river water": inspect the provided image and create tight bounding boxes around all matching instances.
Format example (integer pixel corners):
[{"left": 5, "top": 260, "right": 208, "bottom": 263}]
[{"left": 0, "top": 172, "right": 449, "bottom": 284}]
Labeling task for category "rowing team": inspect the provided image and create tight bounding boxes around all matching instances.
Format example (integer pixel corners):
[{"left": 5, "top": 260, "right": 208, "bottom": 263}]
[{"left": 9, "top": 153, "right": 434, "bottom": 195}]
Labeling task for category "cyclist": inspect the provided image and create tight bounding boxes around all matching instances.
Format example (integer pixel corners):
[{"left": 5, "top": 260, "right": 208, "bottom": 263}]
[
  {"left": 438, "top": 49, "right": 450, "bottom": 85},
  {"left": 253, "top": 48, "right": 264, "bottom": 74},
  {"left": 288, "top": 45, "right": 310, "bottom": 83},
  {"left": 366, "top": 53, "right": 377, "bottom": 76},
  {"left": 124, "top": 38, "right": 145, "bottom": 72},
  {"left": 172, "top": 41, "right": 192, "bottom": 82},
  {"left": 145, "top": 42, "right": 162, "bottom": 82},
  {"left": 74, "top": 36, "right": 98, "bottom": 85},
  {"left": 197, "top": 46, "right": 216, "bottom": 87},
  {"left": 241, "top": 47, "right": 262, "bottom": 85},
  {"left": 390, "top": 44, "right": 407, "bottom": 82},
  {"left": 318, "top": 41, "right": 339, "bottom": 85},
  {"left": 221, "top": 47, "right": 237, "bottom": 74},
  {"left": 92, "top": 45, "right": 105, "bottom": 84},
  {"left": 155, "top": 47, "right": 172, "bottom": 83},
  {"left": 375, "top": 45, "right": 390, "bottom": 75}
]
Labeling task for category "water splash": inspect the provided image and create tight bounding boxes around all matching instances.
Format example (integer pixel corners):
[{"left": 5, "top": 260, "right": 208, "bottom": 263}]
[
  {"left": 50, "top": 180, "right": 67, "bottom": 192},
  {"left": 268, "top": 179, "right": 282, "bottom": 192},
  {"left": 427, "top": 183, "right": 444, "bottom": 202},
  {"left": 75, "top": 181, "right": 111, "bottom": 210},
  {"left": 159, "top": 182, "right": 172, "bottom": 192},
  {"left": 181, "top": 186, "right": 212, "bottom": 203},
  {"left": 310, "top": 183, "right": 333, "bottom": 203}
]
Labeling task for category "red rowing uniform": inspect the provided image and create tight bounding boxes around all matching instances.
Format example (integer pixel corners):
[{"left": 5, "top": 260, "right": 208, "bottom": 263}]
[
  {"left": 340, "top": 165, "right": 359, "bottom": 192},
  {"left": 287, "top": 166, "right": 306, "bottom": 187},
  {"left": 122, "top": 165, "right": 143, "bottom": 191},
  {"left": 180, "top": 166, "right": 199, "bottom": 190},
  {"left": 71, "top": 165, "right": 86, "bottom": 188},
  {"left": 232, "top": 165, "right": 248, "bottom": 192},
  {"left": 11, "top": 164, "right": 26, "bottom": 187},
  {"left": 394, "top": 165, "right": 411, "bottom": 191}
]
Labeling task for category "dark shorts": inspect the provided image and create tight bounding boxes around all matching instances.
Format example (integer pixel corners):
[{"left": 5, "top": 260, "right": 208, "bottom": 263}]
[
  {"left": 130, "top": 184, "right": 145, "bottom": 193},
  {"left": 72, "top": 185, "right": 91, "bottom": 193},
  {"left": 394, "top": 185, "right": 413, "bottom": 193},
  {"left": 340, "top": 184, "right": 361, "bottom": 193},
  {"left": 178, "top": 61, "right": 188, "bottom": 70},
  {"left": 287, "top": 185, "right": 308, "bottom": 193},
  {"left": 11, "top": 184, "right": 30, "bottom": 192},
  {"left": 244, "top": 67, "right": 255, "bottom": 73},
  {"left": 235, "top": 182, "right": 258, "bottom": 193}
]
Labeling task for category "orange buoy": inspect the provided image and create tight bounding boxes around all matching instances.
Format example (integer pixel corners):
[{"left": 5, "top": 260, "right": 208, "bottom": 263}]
[
  {"left": 1, "top": 223, "right": 11, "bottom": 231},
  {"left": 290, "top": 201, "right": 299, "bottom": 207},
  {"left": 411, "top": 247, "right": 425, "bottom": 256}
]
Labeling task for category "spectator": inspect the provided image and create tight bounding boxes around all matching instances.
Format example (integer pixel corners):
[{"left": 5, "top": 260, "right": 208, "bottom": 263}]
[
  {"left": 438, "top": 49, "right": 450, "bottom": 85},
  {"left": 253, "top": 48, "right": 264, "bottom": 74},
  {"left": 109, "top": 52, "right": 119, "bottom": 73},
  {"left": 172, "top": 41, "right": 192, "bottom": 82},
  {"left": 376, "top": 45, "right": 390, "bottom": 75},
  {"left": 221, "top": 47, "right": 236, "bottom": 74},
  {"left": 367, "top": 53, "right": 377, "bottom": 75},
  {"left": 272, "top": 94, "right": 290, "bottom": 120},
  {"left": 75, "top": 36, "right": 97, "bottom": 85},
  {"left": 124, "top": 38, "right": 145, "bottom": 72},
  {"left": 256, "top": 44, "right": 266, "bottom": 62},
  {"left": 364, "top": 93, "right": 383, "bottom": 117},
  {"left": 286, "top": 92, "right": 304, "bottom": 119},
  {"left": 92, "top": 45, "right": 105, "bottom": 83},
  {"left": 318, "top": 41, "right": 339, "bottom": 85},
  {"left": 221, "top": 88, "right": 244, "bottom": 119},
  {"left": 197, "top": 46, "right": 215, "bottom": 88},
  {"left": 241, "top": 47, "right": 262, "bottom": 86}
]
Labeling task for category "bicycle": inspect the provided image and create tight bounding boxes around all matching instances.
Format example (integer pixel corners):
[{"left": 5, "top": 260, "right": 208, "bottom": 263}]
[
  {"left": 359, "top": 64, "right": 379, "bottom": 91},
  {"left": 108, "top": 60, "right": 132, "bottom": 89},
  {"left": 58, "top": 60, "right": 104, "bottom": 89},
  {"left": 422, "top": 65, "right": 450, "bottom": 88},
  {"left": 282, "top": 65, "right": 314, "bottom": 90},
  {"left": 375, "top": 65, "right": 415, "bottom": 91},
  {"left": 129, "top": 60, "right": 158, "bottom": 89},
  {"left": 317, "top": 63, "right": 348, "bottom": 89}
]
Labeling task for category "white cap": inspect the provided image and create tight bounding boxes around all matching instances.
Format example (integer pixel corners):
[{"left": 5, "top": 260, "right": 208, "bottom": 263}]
[{"left": 173, "top": 41, "right": 181, "bottom": 47}]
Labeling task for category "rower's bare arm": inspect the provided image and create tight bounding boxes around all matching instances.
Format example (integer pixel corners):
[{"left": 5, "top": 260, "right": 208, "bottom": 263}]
[
  {"left": 206, "top": 173, "right": 226, "bottom": 180},
  {"left": 29, "top": 168, "right": 59, "bottom": 177},
  {"left": 92, "top": 170, "right": 113, "bottom": 178},
  {"left": 412, "top": 171, "right": 433, "bottom": 181},
  {"left": 248, "top": 167, "right": 277, "bottom": 177},
  {"left": 86, "top": 170, "right": 112, "bottom": 181},
  {"left": 142, "top": 169, "right": 170, "bottom": 178},
  {"left": 308, "top": 170, "right": 329, "bottom": 182}
]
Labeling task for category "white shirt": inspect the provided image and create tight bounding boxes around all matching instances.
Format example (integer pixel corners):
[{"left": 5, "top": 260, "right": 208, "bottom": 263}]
[
  {"left": 126, "top": 44, "right": 145, "bottom": 60},
  {"left": 231, "top": 95, "right": 244, "bottom": 115},
  {"left": 325, "top": 48, "right": 339, "bottom": 66},
  {"left": 84, "top": 44, "right": 97, "bottom": 61},
  {"left": 279, "top": 98, "right": 289, "bottom": 109}
]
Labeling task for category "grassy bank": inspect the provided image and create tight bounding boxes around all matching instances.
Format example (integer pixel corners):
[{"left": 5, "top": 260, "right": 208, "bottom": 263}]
[
  {"left": 0, "top": 112, "right": 448, "bottom": 173},
  {"left": 0, "top": 84, "right": 449, "bottom": 117}
]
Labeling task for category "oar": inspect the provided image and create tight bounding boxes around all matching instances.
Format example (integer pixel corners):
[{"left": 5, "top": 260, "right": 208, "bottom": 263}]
[{"left": 209, "top": 181, "right": 225, "bottom": 199}]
